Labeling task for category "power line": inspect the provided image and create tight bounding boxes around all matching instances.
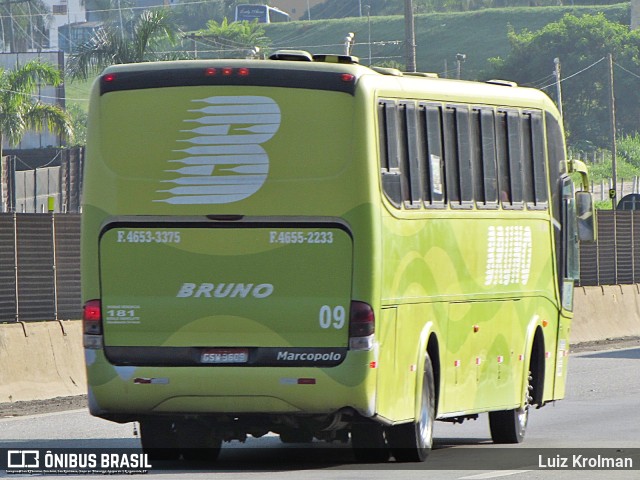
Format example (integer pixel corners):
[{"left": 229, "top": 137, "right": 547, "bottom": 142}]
[
  {"left": 613, "top": 61, "right": 640, "bottom": 81},
  {"left": 539, "top": 56, "right": 605, "bottom": 90},
  {"left": 524, "top": 72, "right": 555, "bottom": 89}
]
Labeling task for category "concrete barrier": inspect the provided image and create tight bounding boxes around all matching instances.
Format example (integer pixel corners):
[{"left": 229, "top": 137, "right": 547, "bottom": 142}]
[
  {"left": 572, "top": 284, "right": 640, "bottom": 344},
  {"left": 0, "top": 320, "right": 85, "bottom": 403},
  {"left": 0, "top": 287, "right": 639, "bottom": 403}
]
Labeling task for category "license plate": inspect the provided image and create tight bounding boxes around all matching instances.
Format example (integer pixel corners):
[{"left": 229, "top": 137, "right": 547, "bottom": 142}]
[{"left": 200, "top": 348, "right": 249, "bottom": 364}]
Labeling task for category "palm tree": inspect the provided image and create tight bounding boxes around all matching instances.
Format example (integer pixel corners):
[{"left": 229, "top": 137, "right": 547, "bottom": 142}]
[
  {"left": 0, "top": 60, "right": 72, "bottom": 159},
  {"left": 67, "top": 9, "right": 179, "bottom": 80}
]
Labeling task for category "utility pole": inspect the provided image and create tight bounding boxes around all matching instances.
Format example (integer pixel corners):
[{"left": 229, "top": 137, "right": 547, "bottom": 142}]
[
  {"left": 456, "top": 53, "right": 466, "bottom": 79},
  {"left": 404, "top": 0, "right": 416, "bottom": 72},
  {"left": 609, "top": 52, "right": 618, "bottom": 210},
  {"left": 366, "top": 5, "right": 371, "bottom": 66},
  {"left": 117, "top": 0, "right": 125, "bottom": 40},
  {"left": 553, "top": 57, "right": 563, "bottom": 119}
]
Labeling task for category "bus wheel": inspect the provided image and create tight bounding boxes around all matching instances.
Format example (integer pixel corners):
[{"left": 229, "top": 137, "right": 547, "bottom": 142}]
[
  {"left": 489, "top": 370, "right": 532, "bottom": 444},
  {"left": 351, "top": 422, "right": 390, "bottom": 463},
  {"left": 177, "top": 420, "right": 222, "bottom": 462},
  {"left": 386, "top": 352, "right": 435, "bottom": 462},
  {"left": 139, "top": 419, "right": 180, "bottom": 461}
]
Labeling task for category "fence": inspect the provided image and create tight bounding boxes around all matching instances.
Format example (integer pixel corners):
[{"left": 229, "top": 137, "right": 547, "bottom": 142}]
[
  {"left": 589, "top": 177, "right": 640, "bottom": 203},
  {"left": 0, "top": 148, "right": 84, "bottom": 213},
  {"left": 579, "top": 210, "right": 640, "bottom": 286},
  {"left": 0, "top": 213, "right": 81, "bottom": 322}
]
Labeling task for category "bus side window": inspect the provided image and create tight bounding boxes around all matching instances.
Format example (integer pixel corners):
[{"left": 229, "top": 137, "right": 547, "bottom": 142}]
[
  {"left": 407, "top": 102, "right": 425, "bottom": 208},
  {"left": 476, "top": 108, "right": 499, "bottom": 207},
  {"left": 455, "top": 106, "right": 474, "bottom": 208},
  {"left": 529, "top": 111, "right": 548, "bottom": 208},
  {"left": 397, "top": 103, "right": 412, "bottom": 205},
  {"left": 495, "top": 111, "right": 511, "bottom": 205},
  {"left": 520, "top": 110, "right": 549, "bottom": 209},
  {"left": 379, "top": 100, "right": 403, "bottom": 208},
  {"left": 506, "top": 110, "right": 524, "bottom": 208},
  {"left": 403, "top": 102, "right": 423, "bottom": 208},
  {"left": 521, "top": 113, "right": 536, "bottom": 205},
  {"left": 423, "top": 104, "right": 445, "bottom": 207},
  {"left": 443, "top": 107, "right": 460, "bottom": 205}
]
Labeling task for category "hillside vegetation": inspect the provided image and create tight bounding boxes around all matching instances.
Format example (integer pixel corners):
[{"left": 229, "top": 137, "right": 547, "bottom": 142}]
[
  {"left": 264, "top": 4, "right": 630, "bottom": 80},
  {"left": 67, "top": 4, "right": 631, "bottom": 105}
]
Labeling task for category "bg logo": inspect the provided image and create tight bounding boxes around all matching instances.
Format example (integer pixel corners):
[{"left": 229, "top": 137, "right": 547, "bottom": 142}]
[
  {"left": 157, "top": 96, "right": 281, "bottom": 205},
  {"left": 7, "top": 450, "right": 39, "bottom": 468}
]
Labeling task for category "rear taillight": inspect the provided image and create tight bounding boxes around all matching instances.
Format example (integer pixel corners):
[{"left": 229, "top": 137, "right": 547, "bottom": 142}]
[
  {"left": 349, "top": 301, "right": 375, "bottom": 351},
  {"left": 204, "top": 67, "right": 250, "bottom": 77},
  {"left": 83, "top": 299, "right": 103, "bottom": 348}
]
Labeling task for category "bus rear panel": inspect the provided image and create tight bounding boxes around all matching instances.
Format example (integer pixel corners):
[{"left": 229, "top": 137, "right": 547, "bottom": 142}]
[{"left": 83, "top": 61, "right": 378, "bottom": 435}]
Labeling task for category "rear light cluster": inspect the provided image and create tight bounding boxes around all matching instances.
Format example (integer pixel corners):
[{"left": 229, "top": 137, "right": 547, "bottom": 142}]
[
  {"left": 204, "top": 67, "right": 250, "bottom": 77},
  {"left": 83, "top": 299, "right": 103, "bottom": 349},
  {"left": 102, "top": 67, "right": 251, "bottom": 85},
  {"left": 348, "top": 301, "right": 375, "bottom": 351},
  {"left": 83, "top": 298, "right": 374, "bottom": 351}
]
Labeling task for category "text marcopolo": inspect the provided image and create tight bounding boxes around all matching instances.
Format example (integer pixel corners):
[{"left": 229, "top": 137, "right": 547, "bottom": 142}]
[{"left": 276, "top": 351, "right": 343, "bottom": 362}]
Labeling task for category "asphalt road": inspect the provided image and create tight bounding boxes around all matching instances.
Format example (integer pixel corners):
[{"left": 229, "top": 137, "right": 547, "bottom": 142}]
[{"left": 1, "top": 345, "right": 639, "bottom": 479}]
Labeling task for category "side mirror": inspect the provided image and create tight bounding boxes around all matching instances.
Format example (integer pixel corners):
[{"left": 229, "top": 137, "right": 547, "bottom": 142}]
[{"left": 576, "top": 191, "right": 596, "bottom": 242}]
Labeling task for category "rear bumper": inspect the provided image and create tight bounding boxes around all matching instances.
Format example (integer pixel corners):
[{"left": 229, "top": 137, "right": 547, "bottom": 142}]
[{"left": 85, "top": 348, "right": 376, "bottom": 419}]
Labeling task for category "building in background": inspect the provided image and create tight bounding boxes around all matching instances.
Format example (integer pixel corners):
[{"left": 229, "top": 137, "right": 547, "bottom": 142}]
[
  {"left": 58, "top": 22, "right": 101, "bottom": 53},
  {"left": 44, "top": 0, "right": 88, "bottom": 50}
]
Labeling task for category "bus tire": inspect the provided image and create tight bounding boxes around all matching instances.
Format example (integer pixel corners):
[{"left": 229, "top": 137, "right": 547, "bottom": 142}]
[
  {"left": 139, "top": 419, "right": 180, "bottom": 461},
  {"left": 386, "top": 352, "right": 435, "bottom": 462},
  {"left": 351, "top": 422, "right": 390, "bottom": 463},
  {"left": 489, "top": 370, "right": 531, "bottom": 444}
]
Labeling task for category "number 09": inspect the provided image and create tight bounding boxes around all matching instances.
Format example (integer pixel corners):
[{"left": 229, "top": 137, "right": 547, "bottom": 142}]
[{"left": 319, "top": 305, "right": 346, "bottom": 329}]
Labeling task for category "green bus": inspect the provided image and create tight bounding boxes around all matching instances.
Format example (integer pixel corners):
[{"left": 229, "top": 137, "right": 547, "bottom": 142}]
[{"left": 81, "top": 51, "right": 595, "bottom": 463}]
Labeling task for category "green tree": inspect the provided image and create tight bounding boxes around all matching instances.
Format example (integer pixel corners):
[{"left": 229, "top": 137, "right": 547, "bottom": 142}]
[
  {"left": 617, "top": 133, "right": 640, "bottom": 170},
  {"left": 172, "top": 0, "right": 226, "bottom": 31},
  {"left": 67, "top": 9, "right": 179, "bottom": 80},
  {"left": 489, "top": 13, "right": 640, "bottom": 148},
  {"left": 193, "top": 17, "right": 270, "bottom": 58},
  {"left": 0, "top": 60, "right": 72, "bottom": 158},
  {"left": 66, "top": 103, "right": 88, "bottom": 146}
]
